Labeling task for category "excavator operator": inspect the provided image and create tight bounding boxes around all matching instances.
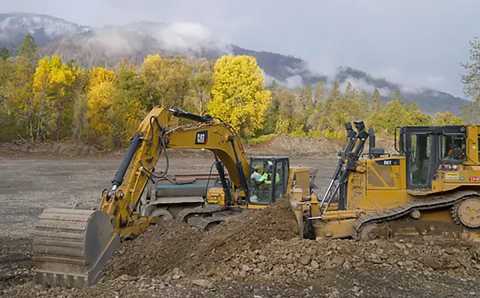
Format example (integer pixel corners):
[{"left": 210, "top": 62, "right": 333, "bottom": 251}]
[
  {"left": 251, "top": 164, "right": 264, "bottom": 182},
  {"left": 447, "top": 140, "right": 464, "bottom": 159},
  {"left": 259, "top": 163, "right": 280, "bottom": 186}
]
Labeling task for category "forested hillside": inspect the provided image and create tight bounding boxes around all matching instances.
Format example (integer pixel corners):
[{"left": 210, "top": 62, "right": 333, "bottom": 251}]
[{"left": 0, "top": 34, "right": 465, "bottom": 148}]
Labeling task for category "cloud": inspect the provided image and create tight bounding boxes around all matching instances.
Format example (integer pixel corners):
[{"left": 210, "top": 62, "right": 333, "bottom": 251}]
[
  {"left": 260, "top": 68, "right": 276, "bottom": 86},
  {"left": 155, "top": 22, "right": 230, "bottom": 54},
  {"left": 370, "top": 66, "right": 448, "bottom": 92},
  {"left": 80, "top": 21, "right": 231, "bottom": 57},
  {"left": 339, "top": 78, "right": 392, "bottom": 97},
  {"left": 285, "top": 75, "right": 304, "bottom": 89},
  {"left": 306, "top": 43, "right": 339, "bottom": 80}
]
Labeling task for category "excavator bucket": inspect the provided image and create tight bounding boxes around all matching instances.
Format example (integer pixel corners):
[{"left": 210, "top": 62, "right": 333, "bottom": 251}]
[{"left": 33, "top": 208, "right": 120, "bottom": 288}]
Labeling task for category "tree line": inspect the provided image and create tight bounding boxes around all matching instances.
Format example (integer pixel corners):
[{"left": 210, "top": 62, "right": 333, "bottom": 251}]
[{"left": 0, "top": 34, "right": 467, "bottom": 148}]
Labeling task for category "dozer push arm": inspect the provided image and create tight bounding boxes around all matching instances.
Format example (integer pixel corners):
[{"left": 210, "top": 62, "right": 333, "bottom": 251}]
[
  {"left": 316, "top": 122, "right": 358, "bottom": 216},
  {"left": 98, "top": 106, "right": 250, "bottom": 239}
]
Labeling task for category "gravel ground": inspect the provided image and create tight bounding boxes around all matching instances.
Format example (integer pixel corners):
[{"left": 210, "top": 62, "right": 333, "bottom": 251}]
[{"left": 1, "top": 155, "right": 479, "bottom": 297}]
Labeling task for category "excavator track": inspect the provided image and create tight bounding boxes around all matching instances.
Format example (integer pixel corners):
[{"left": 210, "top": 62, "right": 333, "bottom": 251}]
[
  {"left": 351, "top": 190, "right": 479, "bottom": 240},
  {"left": 176, "top": 205, "right": 228, "bottom": 223},
  {"left": 176, "top": 205, "right": 244, "bottom": 231},
  {"left": 188, "top": 215, "right": 233, "bottom": 231},
  {"left": 33, "top": 208, "right": 119, "bottom": 288}
]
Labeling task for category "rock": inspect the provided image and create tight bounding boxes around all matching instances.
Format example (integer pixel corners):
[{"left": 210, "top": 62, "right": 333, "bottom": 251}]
[
  {"left": 311, "top": 260, "right": 319, "bottom": 269},
  {"left": 328, "top": 288, "right": 340, "bottom": 298},
  {"left": 343, "top": 260, "right": 352, "bottom": 270},
  {"left": 191, "top": 279, "right": 213, "bottom": 288},
  {"left": 119, "top": 275, "right": 139, "bottom": 282},
  {"left": 394, "top": 242, "right": 406, "bottom": 250},
  {"left": 457, "top": 257, "right": 472, "bottom": 269},
  {"left": 172, "top": 274, "right": 181, "bottom": 280},
  {"left": 423, "top": 256, "right": 441, "bottom": 269},
  {"left": 445, "top": 247, "right": 457, "bottom": 255},
  {"left": 299, "top": 255, "right": 311, "bottom": 266},
  {"left": 332, "top": 256, "right": 344, "bottom": 266}
]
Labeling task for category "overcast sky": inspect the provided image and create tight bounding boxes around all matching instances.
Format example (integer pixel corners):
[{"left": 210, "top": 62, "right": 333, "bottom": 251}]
[{"left": 1, "top": 0, "right": 478, "bottom": 97}]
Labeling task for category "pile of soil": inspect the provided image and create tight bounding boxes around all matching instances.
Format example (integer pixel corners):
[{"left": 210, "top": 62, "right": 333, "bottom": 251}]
[{"left": 3, "top": 199, "right": 480, "bottom": 297}]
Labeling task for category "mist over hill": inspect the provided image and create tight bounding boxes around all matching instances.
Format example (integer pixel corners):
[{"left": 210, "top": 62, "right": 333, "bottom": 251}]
[{"left": 0, "top": 12, "right": 467, "bottom": 115}]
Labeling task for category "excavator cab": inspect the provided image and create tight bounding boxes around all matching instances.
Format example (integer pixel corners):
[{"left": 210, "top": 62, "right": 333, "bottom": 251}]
[{"left": 247, "top": 157, "right": 289, "bottom": 205}]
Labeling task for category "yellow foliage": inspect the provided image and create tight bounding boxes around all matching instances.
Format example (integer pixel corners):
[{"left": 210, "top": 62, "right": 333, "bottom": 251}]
[
  {"left": 139, "top": 54, "right": 190, "bottom": 107},
  {"left": 86, "top": 81, "right": 116, "bottom": 145},
  {"left": 207, "top": 55, "right": 271, "bottom": 137},
  {"left": 87, "top": 67, "right": 117, "bottom": 87},
  {"left": 115, "top": 97, "right": 147, "bottom": 142},
  {"left": 433, "top": 111, "right": 464, "bottom": 126},
  {"left": 32, "top": 55, "right": 79, "bottom": 139}
]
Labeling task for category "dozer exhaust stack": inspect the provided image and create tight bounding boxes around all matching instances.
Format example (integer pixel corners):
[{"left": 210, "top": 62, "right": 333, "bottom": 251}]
[{"left": 33, "top": 208, "right": 120, "bottom": 288}]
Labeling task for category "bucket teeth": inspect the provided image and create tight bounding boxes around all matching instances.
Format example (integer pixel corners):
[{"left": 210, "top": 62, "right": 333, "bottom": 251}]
[{"left": 33, "top": 208, "right": 120, "bottom": 288}]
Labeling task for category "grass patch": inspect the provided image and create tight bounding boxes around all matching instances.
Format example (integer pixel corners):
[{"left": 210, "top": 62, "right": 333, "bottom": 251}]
[{"left": 244, "top": 134, "right": 276, "bottom": 145}]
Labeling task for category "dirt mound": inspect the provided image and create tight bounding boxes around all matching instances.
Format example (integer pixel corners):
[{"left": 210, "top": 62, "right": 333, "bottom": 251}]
[
  {"left": 104, "top": 198, "right": 298, "bottom": 280},
  {"left": 105, "top": 222, "right": 203, "bottom": 279},
  {"left": 246, "top": 135, "right": 341, "bottom": 158},
  {"left": 3, "top": 199, "right": 480, "bottom": 297}
]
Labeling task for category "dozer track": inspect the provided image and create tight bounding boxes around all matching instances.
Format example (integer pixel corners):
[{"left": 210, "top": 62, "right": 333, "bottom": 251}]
[
  {"left": 33, "top": 208, "right": 120, "bottom": 288},
  {"left": 351, "top": 190, "right": 479, "bottom": 240}
]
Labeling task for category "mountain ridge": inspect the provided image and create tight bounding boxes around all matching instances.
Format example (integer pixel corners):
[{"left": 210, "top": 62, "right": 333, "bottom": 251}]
[{"left": 0, "top": 12, "right": 467, "bottom": 115}]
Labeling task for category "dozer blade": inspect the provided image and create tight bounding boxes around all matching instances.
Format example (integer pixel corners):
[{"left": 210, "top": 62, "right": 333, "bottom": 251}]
[{"left": 33, "top": 208, "right": 120, "bottom": 288}]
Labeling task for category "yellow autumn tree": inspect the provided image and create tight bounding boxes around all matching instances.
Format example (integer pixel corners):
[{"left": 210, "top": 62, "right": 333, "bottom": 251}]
[
  {"left": 33, "top": 55, "right": 79, "bottom": 140},
  {"left": 433, "top": 111, "right": 464, "bottom": 125},
  {"left": 86, "top": 66, "right": 147, "bottom": 148},
  {"left": 139, "top": 54, "right": 190, "bottom": 107},
  {"left": 85, "top": 67, "right": 118, "bottom": 147},
  {"left": 207, "top": 55, "right": 271, "bottom": 137}
]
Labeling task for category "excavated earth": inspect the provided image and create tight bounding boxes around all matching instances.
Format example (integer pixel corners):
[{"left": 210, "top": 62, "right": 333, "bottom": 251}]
[
  {"left": 1, "top": 141, "right": 480, "bottom": 297},
  {"left": 3, "top": 199, "right": 480, "bottom": 297}
]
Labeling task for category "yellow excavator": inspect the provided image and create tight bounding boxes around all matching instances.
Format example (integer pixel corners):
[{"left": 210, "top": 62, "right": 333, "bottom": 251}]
[
  {"left": 292, "top": 121, "right": 480, "bottom": 241},
  {"left": 33, "top": 106, "right": 315, "bottom": 288}
]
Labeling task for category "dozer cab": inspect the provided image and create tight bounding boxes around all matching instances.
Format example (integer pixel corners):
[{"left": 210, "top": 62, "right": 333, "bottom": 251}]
[
  {"left": 293, "top": 122, "right": 480, "bottom": 241},
  {"left": 32, "top": 106, "right": 316, "bottom": 288}
]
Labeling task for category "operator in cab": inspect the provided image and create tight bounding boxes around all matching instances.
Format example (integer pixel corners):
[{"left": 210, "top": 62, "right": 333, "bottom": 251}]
[
  {"left": 447, "top": 140, "right": 464, "bottom": 160},
  {"left": 259, "top": 164, "right": 280, "bottom": 186},
  {"left": 250, "top": 165, "right": 264, "bottom": 182}
]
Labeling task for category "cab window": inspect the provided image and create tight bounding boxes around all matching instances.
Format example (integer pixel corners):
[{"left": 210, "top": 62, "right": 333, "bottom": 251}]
[
  {"left": 249, "top": 160, "right": 274, "bottom": 205},
  {"left": 409, "top": 134, "right": 432, "bottom": 186},
  {"left": 273, "top": 160, "right": 288, "bottom": 200},
  {"left": 441, "top": 135, "right": 466, "bottom": 161}
]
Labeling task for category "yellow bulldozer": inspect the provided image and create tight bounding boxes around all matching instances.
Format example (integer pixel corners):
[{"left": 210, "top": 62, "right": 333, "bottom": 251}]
[
  {"left": 292, "top": 122, "right": 480, "bottom": 241},
  {"left": 32, "top": 106, "right": 316, "bottom": 288}
]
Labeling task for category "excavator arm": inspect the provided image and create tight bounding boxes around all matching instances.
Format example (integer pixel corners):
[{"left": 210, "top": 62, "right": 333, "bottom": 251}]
[
  {"left": 33, "top": 106, "right": 251, "bottom": 288},
  {"left": 100, "top": 106, "right": 250, "bottom": 238}
]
